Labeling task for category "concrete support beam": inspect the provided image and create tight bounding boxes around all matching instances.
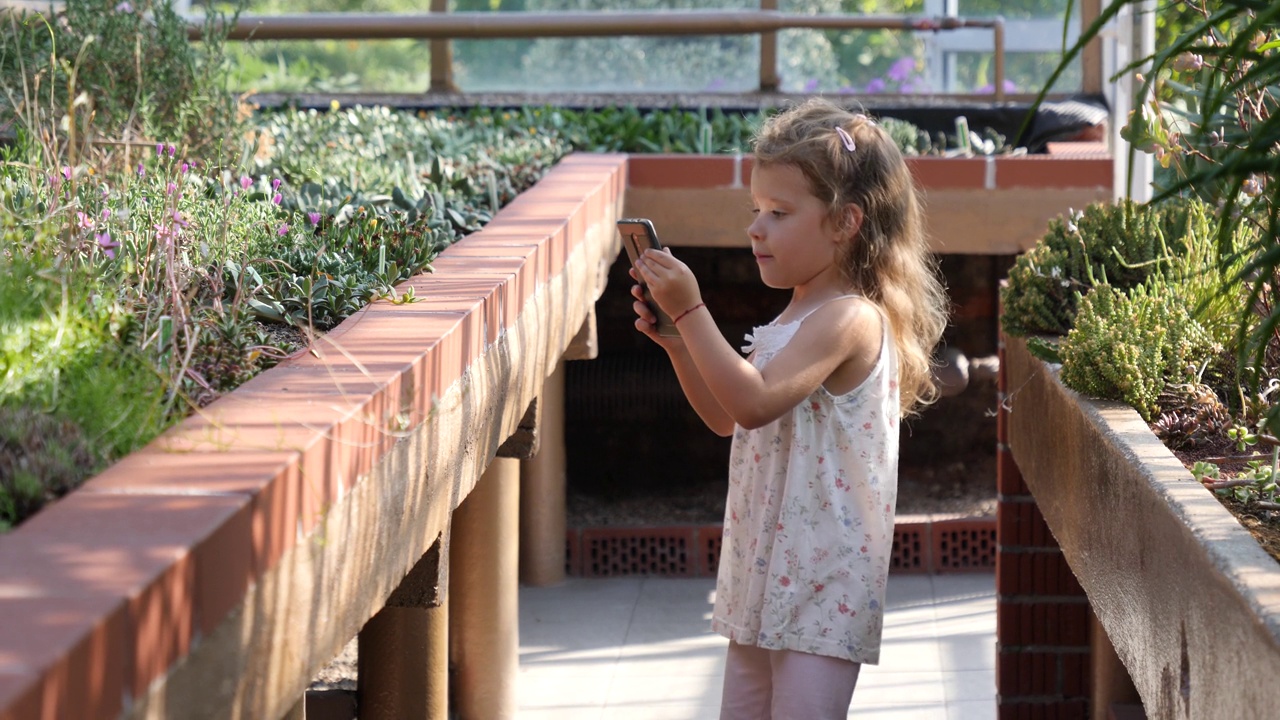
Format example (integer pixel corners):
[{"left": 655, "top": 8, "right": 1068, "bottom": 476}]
[
  {"left": 449, "top": 458, "right": 521, "bottom": 720},
  {"left": 359, "top": 539, "right": 449, "bottom": 720},
  {"left": 519, "top": 360, "right": 567, "bottom": 586}
]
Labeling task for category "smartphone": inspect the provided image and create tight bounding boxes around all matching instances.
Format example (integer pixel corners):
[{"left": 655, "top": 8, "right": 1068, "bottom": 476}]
[{"left": 616, "top": 218, "right": 679, "bottom": 337}]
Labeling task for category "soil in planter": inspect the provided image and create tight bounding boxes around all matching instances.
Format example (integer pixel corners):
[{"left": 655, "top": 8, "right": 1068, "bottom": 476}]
[{"left": 1169, "top": 437, "right": 1280, "bottom": 565}]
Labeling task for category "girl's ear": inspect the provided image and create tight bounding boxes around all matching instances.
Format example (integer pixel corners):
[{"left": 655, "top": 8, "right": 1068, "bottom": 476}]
[{"left": 844, "top": 203, "right": 865, "bottom": 241}]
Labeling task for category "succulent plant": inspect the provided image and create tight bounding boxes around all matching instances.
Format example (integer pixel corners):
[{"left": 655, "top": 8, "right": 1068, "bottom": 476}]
[{"left": 1000, "top": 199, "right": 1214, "bottom": 337}]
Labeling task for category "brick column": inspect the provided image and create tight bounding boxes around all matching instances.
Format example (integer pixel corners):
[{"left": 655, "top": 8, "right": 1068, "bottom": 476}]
[{"left": 996, "top": 331, "right": 1091, "bottom": 719}]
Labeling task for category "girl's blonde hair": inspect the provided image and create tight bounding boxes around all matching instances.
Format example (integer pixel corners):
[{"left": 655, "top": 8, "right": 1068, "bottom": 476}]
[{"left": 752, "top": 98, "right": 948, "bottom": 415}]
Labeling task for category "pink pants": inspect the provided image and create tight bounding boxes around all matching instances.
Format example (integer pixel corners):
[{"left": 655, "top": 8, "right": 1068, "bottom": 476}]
[{"left": 718, "top": 641, "right": 862, "bottom": 720}]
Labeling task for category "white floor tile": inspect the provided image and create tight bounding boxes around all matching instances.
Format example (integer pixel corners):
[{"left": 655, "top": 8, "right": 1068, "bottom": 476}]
[
  {"left": 856, "top": 670, "right": 948, "bottom": 704},
  {"left": 946, "top": 698, "right": 998, "bottom": 720},
  {"left": 940, "top": 670, "right": 996, "bottom": 702},
  {"left": 518, "top": 574, "right": 997, "bottom": 718}
]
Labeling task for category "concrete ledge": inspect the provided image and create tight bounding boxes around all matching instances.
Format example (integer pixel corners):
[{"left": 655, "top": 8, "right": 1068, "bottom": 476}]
[
  {"left": 1003, "top": 335, "right": 1280, "bottom": 719},
  {"left": 623, "top": 153, "right": 1112, "bottom": 253},
  {"left": 0, "top": 153, "right": 627, "bottom": 720}
]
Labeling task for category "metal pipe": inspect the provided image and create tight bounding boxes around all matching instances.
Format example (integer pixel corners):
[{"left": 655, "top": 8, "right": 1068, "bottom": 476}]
[
  {"left": 992, "top": 17, "right": 1006, "bottom": 103},
  {"left": 187, "top": 10, "right": 1005, "bottom": 42}
]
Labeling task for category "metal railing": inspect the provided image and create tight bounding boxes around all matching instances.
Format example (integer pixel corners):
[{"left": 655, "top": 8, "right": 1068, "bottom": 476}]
[
  {"left": 189, "top": 9, "right": 1006, "bottom": 100},
  {"left": 3, "top": 2, "right": 1007, "bottom": 100}
]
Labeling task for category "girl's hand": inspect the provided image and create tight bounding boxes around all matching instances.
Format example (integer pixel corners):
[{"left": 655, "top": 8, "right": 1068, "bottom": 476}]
[
  {"left": 634, "top": 248, "right": 703, "bottom": 320},
  {"left": 629, "top": 271, "right": 683, "bottom": 350}
]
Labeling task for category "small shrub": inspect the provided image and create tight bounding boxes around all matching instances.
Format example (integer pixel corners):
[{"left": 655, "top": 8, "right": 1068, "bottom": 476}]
[
  {"left": 1058, "top": 281, "right": 1220, "bottom": 421},
  {"left": 1001, "top": 199, "right": 1219, "bottom": 337}
]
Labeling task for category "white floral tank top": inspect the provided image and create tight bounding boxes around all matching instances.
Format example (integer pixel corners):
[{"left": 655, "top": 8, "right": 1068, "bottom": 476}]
[{"left": 711, "top": 296, "right": 900, "bottom": 664}]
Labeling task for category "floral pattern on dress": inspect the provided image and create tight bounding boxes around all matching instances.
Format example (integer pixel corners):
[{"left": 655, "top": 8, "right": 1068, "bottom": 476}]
[{"left": 711, "top": 300, "right": 900, "bottom": 664}]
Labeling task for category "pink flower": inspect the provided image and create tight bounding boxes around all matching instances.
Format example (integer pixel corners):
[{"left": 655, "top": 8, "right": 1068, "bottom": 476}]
[
  {"left": 271, "top": 178, "right": 282, "bottom": 191},
  {"left": 271, "top": 193, "right": 282, "bottom": 205},
  {"left": 102, "top": 209, "right": 110, "bottom": 219},
  {"left": 240, "top": 175, "right": 252, "bottom": 189},
  {"left": 61, "top": 166, "right": 72, "bottom": 180},
  {"left": 96, "top": 232, "right": 118, "bottom": 259},
  {"left": 75, "top": 211, "right": 92, "bottom": 230},
  {"left": 156, "top": 143, "right": 164, "bottom": 156},
  {"left": 181, "top": 162, "right": 189, "bottom": 174},
  {"left": 167, "top": 144, "right": 176, "bottom": 157},
  {"left": 779, "top": 576, "right": 791, "bottom": 587},
  {"left": 277, "top": 224, "right": 289, "bottom": 236},
  {"left": 308, "top": 212, "right": 321, "bottom": 225},
  {"left": 166, "top": 182, "right": 177, "bottom": 196},
  {"left": 137, "top": 163, "right": 145, "bottom": 178},
  {"left": 114, "top": 1, "right": 132, "bottom": 11}
]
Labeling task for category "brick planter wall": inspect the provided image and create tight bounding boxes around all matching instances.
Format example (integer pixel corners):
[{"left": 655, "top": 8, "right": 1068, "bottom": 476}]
[{"left": 996, "top": 333, "right": 1091, "bottom": 719}]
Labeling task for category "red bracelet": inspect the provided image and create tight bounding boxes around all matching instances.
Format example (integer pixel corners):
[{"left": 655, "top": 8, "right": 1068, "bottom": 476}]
[{"left": 672, "top": 302, "right": 705, "bottom": 324}]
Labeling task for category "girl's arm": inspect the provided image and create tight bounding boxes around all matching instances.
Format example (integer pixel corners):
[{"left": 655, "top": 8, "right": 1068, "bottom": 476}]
[
  {"left": 630, "top": 282, "right": 737, "bottom": 436},
  {"left": 637, "top": 250, "right": 881, "bottom": 430}
]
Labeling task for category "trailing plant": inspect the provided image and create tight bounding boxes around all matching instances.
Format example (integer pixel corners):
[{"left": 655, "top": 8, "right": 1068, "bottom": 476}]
[{"left": 1057, "top": 279, "right": 1220, "bottom": 422}]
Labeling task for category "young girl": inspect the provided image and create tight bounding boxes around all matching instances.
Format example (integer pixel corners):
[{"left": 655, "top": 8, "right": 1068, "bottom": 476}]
[{"left": 631, "top": 98, "right": 948, "bottom": 719}]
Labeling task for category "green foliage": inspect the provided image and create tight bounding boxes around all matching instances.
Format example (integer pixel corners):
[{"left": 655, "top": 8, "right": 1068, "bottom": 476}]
[
  {"left": 1058, "top": 281, "right": 1219, "bottom": 421},
  {"left": 1032, "top": 0, "right": 1280, "bottom": 417},
  {"left": 0, "top": 0, "right": 247, "bottom": 171},
  {"left": 1001, "top": 199, "right": 1199, "bottom": 337}
]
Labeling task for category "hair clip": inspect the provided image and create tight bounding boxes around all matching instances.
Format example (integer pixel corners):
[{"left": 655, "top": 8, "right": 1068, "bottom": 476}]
[{"left": 835, "top": 126, "right": 857, "bottom": 152}]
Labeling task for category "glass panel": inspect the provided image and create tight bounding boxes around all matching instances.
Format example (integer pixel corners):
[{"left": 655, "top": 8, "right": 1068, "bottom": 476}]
[
  {"left": 226, "top": 40, "right": 432, "bottom": 93},
  {"left": 780, "top": 30, "right": 932, "bottom": 94},
  {"left": 956, "top": 0, "right": 1074, "bottom": 20},
  {"left": 948, "top": 50, "right": 1081, "bottom": 94},
  {"left": 222, "top": 0, "right": 432, "bottom": 93},
  {"left": 454, "top": 0, "right": 760, "bottom": 92}
]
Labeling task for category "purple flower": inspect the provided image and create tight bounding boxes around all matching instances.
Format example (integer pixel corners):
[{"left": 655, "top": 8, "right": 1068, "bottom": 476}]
[
  {"left": 308, "top": 212, "right": 321, "bottom": 225},
  {"left": 181, "top": 162, "right": 189, "bottom": 174},
  {"left": 271, "top": 178, "right": 282, "bottom": 191},
  {"left": 271, "top": 193, "right": 282, "bottom": 205},
  {"left": 976, "top": 79, "right": 1018, "bottom": 94},
  {"left": 171, "top": 210, "right": 189, "bottom": 228},
  {"left": 887, "top": 57, "right": 916, "bottom": 83},
  {"left": 156, "top": 143, "right": 164, "bottom": 156},
  {"left": 166, "top": 182, "right": 177, "bottom": 196},
  {"left": 96, "top": 232, "right": 118, "bottom": 259},
  {"left": 167, "top": 144, "right": 176, "bottom": 157},
  {"left": 865, "top": 78, "right": 887, "bottom": 93},
  {"left": 114, "top": 1, "right": 132, "bottom": 11},
  {"left": 138, "top": 163, "right": 145, "bottom": 178},
  {"left": 102, "top": 208, "right": 110, "bottom": 219},
  {"left": 240, "top": 175, "right": 252, "bottom": 189},
  {"left": 277, "top": 224, "right": 289, "bottom": 236},
  {"left": 803, "top": 79, "right": 820, "bottom": 92},
  {"left": 61, "top": 166, "right": 72, "bottom": 180}
]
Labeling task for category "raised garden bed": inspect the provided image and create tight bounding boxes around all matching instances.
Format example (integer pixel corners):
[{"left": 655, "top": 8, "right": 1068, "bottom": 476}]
[{"left": 1002, "top": 333, "right": 1280, "bottom": 719}]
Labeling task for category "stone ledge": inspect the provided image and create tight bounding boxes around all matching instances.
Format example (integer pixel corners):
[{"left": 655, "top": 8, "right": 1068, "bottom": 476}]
[
  {"left": 0, "top": 152, "right": 628, "bottom": 720},
  {"left": 1003, "top": 334, "right": 1280, "bottom": 719}
]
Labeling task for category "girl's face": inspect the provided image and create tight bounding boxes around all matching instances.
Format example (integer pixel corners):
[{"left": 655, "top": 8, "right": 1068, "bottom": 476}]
[{"left": 748, "top": 163, "right": 849, "bottom": 291}]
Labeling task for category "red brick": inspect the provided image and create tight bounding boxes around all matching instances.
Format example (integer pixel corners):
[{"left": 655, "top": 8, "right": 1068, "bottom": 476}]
[
  {"left": 997, "top": 601, "right": 1025, "bottom": 645},
  {"left": 997, "top": 549, "right": 1021, "bottom": 595},
  {"left": 1062, "top": 652, "right": 1090, "bottom": 697},
  {"left": 627, "top": 155, "right": 735, "bottom": 189},
  {"left": 998, "top": 651, "right": 1023, "bottom": 696},
  {"left": 1058, "top": 699, "right": 1090, "bottom": 720},
  {"left": 998, "top": 447, "right": 1028, "bottom": 497},
  {"left": 1060, "top": 602, "right": 1090, "bottom": 647},
  {"left": 995, "top": 156, "right": 1112, "bottom": 189},
  {"left": 997, "top": 395, "right": 1008, "bottom": 442}
]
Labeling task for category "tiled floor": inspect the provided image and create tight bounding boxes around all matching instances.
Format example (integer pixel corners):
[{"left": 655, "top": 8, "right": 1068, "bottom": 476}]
[{"left": 519, "top": 572, "right": 996, "bottom": 719}]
